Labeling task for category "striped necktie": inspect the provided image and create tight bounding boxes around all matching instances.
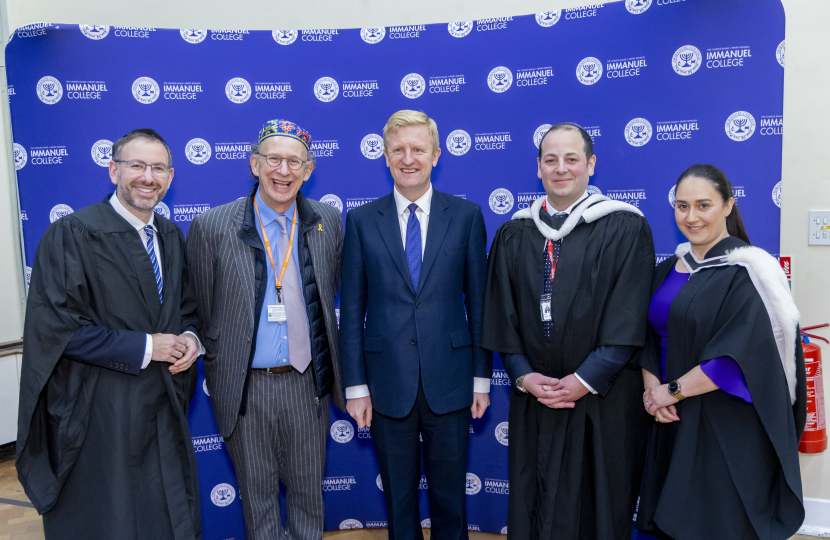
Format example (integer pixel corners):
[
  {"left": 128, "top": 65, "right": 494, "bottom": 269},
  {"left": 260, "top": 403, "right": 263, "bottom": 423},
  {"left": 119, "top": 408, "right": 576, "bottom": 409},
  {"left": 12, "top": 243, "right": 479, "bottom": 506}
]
[{"left": 144, "top": 225, "right": 163, "bottom": 302}]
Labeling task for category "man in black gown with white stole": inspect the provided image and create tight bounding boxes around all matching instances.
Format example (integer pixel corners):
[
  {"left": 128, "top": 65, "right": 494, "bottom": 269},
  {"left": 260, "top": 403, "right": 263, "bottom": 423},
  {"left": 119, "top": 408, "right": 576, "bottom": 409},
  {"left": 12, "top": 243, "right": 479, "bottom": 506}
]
[
  {"left": 17, "top": 129, "right": 204, "bottom": 540},
  {"left": 482, "top": 123, "right": 655, "bottom": 540}
]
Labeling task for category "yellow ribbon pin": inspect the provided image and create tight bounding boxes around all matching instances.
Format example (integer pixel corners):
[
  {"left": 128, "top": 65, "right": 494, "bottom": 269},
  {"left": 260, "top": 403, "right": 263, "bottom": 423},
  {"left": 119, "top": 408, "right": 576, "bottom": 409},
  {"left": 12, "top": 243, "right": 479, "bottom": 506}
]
[{"left": 318, "top": 224, "right": 323, "bottom": 232}]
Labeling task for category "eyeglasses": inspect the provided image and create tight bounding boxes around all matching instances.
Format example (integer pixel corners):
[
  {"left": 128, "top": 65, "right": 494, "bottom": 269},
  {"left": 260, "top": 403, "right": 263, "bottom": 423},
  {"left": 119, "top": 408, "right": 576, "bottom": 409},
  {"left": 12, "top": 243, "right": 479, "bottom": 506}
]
[
  {"left": 255, "top": 153, "right": 307, "bottom": 171},
  {"left": 114, "top": 159, "right": 171, "bottom": 178}
]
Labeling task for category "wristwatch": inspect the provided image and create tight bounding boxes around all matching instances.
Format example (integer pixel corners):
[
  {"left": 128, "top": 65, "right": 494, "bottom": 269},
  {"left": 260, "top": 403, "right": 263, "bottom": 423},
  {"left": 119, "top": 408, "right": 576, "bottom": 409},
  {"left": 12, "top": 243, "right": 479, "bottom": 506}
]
[
  {"left": 515, "top": 375, "right": 528, "bottom": 393},
  {"left": 668, "top": 380, "right": 686, "bottom": 401}
]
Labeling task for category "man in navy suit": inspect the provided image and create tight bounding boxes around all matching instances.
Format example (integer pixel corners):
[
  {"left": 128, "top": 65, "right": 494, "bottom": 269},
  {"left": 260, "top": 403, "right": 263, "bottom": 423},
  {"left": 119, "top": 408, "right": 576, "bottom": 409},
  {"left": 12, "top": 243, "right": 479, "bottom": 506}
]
[{"left": 340, "top": 110, "right": 492, "bottom": 540}]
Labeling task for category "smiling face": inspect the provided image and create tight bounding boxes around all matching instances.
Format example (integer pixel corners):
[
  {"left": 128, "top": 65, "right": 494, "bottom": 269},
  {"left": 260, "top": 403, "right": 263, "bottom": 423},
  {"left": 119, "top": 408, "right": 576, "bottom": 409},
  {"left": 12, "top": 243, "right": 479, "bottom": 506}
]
[
  {"left": 537, "top": 128, "right": 596, "bottom": 211},
  {"left": 674, "top": 175, "right": 734, "bottom": 256},
  {"left": 109, "top": 137, "right": 174, "bottom": 223},
  {"left": 384, "top": 124, "right": 441, "bottom": 202},
  {"left": 251, "top": 135, "right": 314, "bottom": 213}
]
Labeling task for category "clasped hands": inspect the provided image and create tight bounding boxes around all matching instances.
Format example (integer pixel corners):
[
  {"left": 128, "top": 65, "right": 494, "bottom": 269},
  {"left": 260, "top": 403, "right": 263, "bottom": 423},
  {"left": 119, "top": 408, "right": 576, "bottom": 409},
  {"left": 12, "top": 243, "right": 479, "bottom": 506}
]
[
  {"left": 523, "top": 372, "right": 589, "bottom": 408},
  {"left": 642, "top": 371, "right": 680, "bottom": 423},
  {"left": 151, "top": 333, "right": 199, "bottom": 374}
]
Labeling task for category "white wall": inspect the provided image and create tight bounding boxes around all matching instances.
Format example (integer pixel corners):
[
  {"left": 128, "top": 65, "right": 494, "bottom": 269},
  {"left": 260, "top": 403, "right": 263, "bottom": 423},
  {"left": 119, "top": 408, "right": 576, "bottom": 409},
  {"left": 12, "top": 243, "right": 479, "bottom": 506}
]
[{"left": 5, "top": 0, "right": 830, "bottom": 533}]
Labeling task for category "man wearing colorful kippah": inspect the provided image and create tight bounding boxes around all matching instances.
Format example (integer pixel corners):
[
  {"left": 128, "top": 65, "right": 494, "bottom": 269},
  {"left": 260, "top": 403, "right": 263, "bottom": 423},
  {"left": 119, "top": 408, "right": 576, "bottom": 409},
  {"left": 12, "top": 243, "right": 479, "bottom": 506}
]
[{"left": 187, "top": 119, "right": 345, "bottom": 540}]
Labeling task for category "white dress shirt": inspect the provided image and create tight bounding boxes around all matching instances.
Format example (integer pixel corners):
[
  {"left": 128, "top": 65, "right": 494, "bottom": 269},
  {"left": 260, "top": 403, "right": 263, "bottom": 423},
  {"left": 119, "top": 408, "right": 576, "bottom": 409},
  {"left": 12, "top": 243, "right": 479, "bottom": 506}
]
[
  {"left": 345, "top": 184, "right": 491, "bottom": 400},
  {"left": 543, "top": 190, "right": 597, "bottom": 394},
  {"left": 109, "top": 193, "right": 204, "bottom": 369}
]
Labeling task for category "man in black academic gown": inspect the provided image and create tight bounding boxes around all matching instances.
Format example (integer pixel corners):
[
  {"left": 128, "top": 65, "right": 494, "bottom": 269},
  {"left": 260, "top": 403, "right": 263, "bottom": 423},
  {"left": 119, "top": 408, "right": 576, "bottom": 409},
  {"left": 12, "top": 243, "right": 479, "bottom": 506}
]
[
  {"left": 16, "top": 129, "right": 204, "bottom": 540},
  {"left": 482, "top": 123, "right": 655, "bottom": 540}
]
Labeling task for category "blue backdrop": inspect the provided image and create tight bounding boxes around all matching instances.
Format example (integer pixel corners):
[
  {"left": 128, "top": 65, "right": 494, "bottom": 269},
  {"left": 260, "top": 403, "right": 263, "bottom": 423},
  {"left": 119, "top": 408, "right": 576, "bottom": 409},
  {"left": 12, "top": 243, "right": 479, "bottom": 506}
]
[{"left": 7, "top": 0, "right": 785, "bottom": 537}]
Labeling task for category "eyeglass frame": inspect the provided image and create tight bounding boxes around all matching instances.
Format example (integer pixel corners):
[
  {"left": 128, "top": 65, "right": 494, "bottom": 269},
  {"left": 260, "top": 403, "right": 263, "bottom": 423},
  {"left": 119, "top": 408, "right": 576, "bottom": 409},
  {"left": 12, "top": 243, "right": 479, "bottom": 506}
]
[
  {"left": 113, "top": 159, "right": 172, "bottom": 177},
  {"left": 253, "top": 152, "right": 310, "bottom": 171}
]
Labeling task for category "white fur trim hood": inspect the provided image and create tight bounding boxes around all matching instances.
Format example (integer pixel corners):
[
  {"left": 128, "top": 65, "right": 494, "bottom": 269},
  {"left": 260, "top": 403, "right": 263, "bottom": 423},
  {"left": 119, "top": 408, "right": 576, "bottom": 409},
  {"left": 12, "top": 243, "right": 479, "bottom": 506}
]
[
  {"left": 511, "top": 194, "right": 643, "bottom": 241},
  {"left": 676, "top": 243, "right": 800, "bottom": 403}
]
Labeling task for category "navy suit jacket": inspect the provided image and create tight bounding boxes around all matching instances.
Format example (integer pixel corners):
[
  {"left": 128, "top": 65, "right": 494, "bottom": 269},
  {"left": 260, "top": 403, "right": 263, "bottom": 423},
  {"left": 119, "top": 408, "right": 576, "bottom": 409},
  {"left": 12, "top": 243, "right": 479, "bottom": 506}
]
[{"left": 339, "top": 189, "right": 492, "bottom": 418}]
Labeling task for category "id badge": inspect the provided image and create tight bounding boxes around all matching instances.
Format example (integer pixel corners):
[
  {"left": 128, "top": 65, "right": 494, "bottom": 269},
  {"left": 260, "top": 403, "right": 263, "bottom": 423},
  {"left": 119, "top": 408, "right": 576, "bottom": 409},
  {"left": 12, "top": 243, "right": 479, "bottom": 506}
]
[
  {"left": 268, "top": 304, "right": 287, "bottom": 323},
  {"left": 540, "top": 294, "right": 552, "bottom": 322}
]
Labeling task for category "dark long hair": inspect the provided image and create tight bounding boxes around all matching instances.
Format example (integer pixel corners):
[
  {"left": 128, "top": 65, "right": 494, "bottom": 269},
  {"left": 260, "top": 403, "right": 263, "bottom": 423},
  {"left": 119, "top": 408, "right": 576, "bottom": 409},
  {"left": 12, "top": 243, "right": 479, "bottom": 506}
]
[{"left": 676, "top": 164, "right": 751, "bottom": 245}]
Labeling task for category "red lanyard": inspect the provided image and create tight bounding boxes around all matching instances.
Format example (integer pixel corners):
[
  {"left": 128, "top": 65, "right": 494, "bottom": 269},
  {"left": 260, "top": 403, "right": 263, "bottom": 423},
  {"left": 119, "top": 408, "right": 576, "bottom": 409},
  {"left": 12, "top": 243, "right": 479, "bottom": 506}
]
[{"left": 542, "top": 200, "right": 558, "bottom": 282}]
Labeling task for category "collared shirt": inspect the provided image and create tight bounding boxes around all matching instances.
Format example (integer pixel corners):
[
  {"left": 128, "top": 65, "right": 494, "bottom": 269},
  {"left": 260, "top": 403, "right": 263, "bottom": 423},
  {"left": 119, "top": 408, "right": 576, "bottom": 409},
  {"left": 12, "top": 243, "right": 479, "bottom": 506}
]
[
  {"left": 251, "top": 189, "right": 309, "bottom": 369},
  {"left": 393, "top": 184, "right": 432, "bottom": 258},
  {"left": 109, "top": 193, "right": 204, "bottom": 369},
  {"left": 345, "top": 184, "right": 490, "bottom": 400}
]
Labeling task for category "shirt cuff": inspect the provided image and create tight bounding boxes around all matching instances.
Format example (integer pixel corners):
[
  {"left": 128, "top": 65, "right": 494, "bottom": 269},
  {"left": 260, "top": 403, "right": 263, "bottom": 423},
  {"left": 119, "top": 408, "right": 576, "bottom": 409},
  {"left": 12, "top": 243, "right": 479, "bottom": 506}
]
[
  {"left": 142, "top": 334, "right": 153, "bottom": 369},
  {"left": 346, "top": 385, "right": 370, "bottom": 399},
  {"left": 474, "top": 377, "right": 491, "bottom": 393},
  {"left": 184, "top": 331, "right": 206, "bottom": 356},
  {"left": 574, "top": 372, "right": 598, "bottom": 394}
]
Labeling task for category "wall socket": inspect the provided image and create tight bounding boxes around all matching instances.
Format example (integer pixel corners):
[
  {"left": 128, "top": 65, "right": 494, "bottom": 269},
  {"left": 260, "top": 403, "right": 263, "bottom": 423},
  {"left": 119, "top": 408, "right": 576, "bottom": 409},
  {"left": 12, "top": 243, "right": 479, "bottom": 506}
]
[{"left": 808, "top": 211, "right": 830, "bottom": 245}]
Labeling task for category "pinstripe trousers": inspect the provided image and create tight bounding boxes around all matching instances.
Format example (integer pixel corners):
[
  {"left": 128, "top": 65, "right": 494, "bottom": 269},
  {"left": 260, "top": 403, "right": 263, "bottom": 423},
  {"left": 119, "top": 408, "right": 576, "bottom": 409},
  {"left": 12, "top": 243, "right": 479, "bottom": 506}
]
[{"left": 224, "top": 368, "right": 330, "bottom": 540}]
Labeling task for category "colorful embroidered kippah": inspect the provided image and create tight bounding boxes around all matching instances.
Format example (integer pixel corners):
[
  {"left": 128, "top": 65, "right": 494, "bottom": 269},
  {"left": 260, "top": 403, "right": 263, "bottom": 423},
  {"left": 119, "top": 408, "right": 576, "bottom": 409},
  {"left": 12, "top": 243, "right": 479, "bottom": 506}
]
[{"left": 258, "top": 119, "right": 312, "bottom": 149}]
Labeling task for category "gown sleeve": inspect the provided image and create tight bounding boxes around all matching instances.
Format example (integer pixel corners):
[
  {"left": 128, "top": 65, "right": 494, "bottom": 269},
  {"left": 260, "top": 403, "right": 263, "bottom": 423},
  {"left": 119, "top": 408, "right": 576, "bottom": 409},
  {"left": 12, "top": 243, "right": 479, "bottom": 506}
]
[
  {"left": 701, "top": 356, "right": 752, "bottom": 403},
  {"left": 481, "top": 222, "right": 527, "bottom": 355}
]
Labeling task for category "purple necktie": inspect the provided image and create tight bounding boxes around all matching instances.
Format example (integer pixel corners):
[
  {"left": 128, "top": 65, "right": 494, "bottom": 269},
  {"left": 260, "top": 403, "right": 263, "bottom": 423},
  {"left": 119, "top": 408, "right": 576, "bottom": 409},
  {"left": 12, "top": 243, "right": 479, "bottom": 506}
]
[{"left": 405, "top": 203, "right": 422, "bottom": 292}]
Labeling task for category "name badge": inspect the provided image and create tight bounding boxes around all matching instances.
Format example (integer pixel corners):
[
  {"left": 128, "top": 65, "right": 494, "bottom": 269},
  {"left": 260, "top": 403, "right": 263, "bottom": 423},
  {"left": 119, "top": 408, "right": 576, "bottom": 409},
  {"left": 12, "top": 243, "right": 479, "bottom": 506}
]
[
  {"left": 268, "top": 304, "right": 287, "bottom": 323},
  {"left": 540, "top": 294, "right": 552, "bottom": 322}
]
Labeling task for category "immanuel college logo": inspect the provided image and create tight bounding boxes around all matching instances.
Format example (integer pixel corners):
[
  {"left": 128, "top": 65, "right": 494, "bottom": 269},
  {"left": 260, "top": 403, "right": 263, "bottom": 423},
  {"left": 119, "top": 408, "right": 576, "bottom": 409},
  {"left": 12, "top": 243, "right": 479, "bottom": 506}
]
[
  {"left": 91, "top": 139, "right": 113, "bottom": 167},
  {"left": 360, "top": 134, "right": 384, "bottom": 159},
  {"left": 186, "top": 138, "right": 212, "bottom": 164},
  {"left": 79, "top": 25, "right": 109, "bottom": 39},
  {"left": 225, "top": 77, "right": 251, "bottom": 103},
  {"left": 401, "top": 73, "right": 425, "bottom": 98},
  {"left": 36, "top": 76, "right": 63, "bottom": 104},
  {"left": 272, "top": 30, "right": 298, "bottom": 45},
  {"left": 360, "top": 27, "right": 385, "bottom": 43},
  {"left": 672, "top": 45, "right": 702, "bottom": 76},
  {"left": 487, "top": 67, "right": 513, "bottom": 93},
  {"left": 13, "top": 143, "right": 27, "bottom": 170},
  {"left": 132, "top": 77, "right": 159, "bottom": 104},
  {"left": 576, "top": 57, "right": 603, "bottom": 85},
  {"left": 180, "top": 29, "right": 207, "bottom": 43},
  {"left": 314, "top": 77, "right": 339, "bottom": 102},
  {"left": 330, "top": 419, "right": 354, "bottom": 443},
  {"left": 446, "top": 130, "right": 471, "bottom": 156},
  {"left": 625, "top": 0, "right": 652, "bottom": 14},
  {"left": 448, "top": 21, "right": 473, "bottom": 38},
  {"left": 624, "top": 118, "right": 653, "bottom": 147},
  {"left": 536, "top": 11, "right": 561, "bottom": 26},
  {"left": 725, "top": 111, "right": 756, "bottom": 142},
  {"left": 210, "top": 483, "right": 236, "bottom": 507}
]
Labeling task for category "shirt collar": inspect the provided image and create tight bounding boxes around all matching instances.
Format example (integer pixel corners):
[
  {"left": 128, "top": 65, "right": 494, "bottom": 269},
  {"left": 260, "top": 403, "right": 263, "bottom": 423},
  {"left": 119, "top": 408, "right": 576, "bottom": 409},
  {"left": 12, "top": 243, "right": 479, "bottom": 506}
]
[
  {"left": 109, "top": 192, "right": 156, "bottom": 231},
  {"left": 394, "top": 183, "right": 433, "bottom": 217},
  {"left": 546, "top": 190, "right": 590, "bottom": 216},
  {"left": 255, "top": 186, "right": 296, "bottom": 226}
]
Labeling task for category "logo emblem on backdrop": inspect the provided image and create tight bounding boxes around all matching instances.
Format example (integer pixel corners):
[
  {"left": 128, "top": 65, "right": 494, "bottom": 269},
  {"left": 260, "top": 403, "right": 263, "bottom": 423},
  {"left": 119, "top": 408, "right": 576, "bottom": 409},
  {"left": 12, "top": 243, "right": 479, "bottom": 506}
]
[
  {"left": 376, "top": 474, "right": 383, "bottom": 491},
  {"left": 725, "top": 111, "right": 756, "bottom": 142},
  {"left": 330, "top": 419, "right": 354, "bottom": 443},
  {"left": 13, "top": 143, "right": 27, "bottom": 170},
  {"left": 672, "top": 45, "right": 702, "bottom": 76},
  {"left": 624, "top": 118, "right": 653, "bottom": 147},
  {"left": 320, "top": 194, "right": 343, "bottom": 212},
  {"left": 36, "top": 76, "right": 63, "bottom": 105},
  {"left": 576, "top": 57, "right": 603, "bottom": 85},
  {"left": 202, "top": 378, "right": 210, "bottom": 396},
  {"left": 776, "top": 40, "right": 785, "bottom": 67},
  {"left": 495, "top": 422, "right": 509, "bottom": 446},
  {"left": 272, "top": 30, "right": 298, "bottom": 45},
  {"left": 132, "top": 77, "right": 160, "bottom": 104},
  {"left": 586, "top": 185, "right": 603, "bottom": 196},
  {"left": 49, "top": 204, "right": 74, "bottom": 223},
  {"left": 487, "top": 66, "right": 513, "bottom": 93},
  {"left": 225, "top": 77, "right": 251, "bottom": 104},
  {"left": 210, "top": 483, "right": 236, "bottom": 507},
  {"left": 489, "top": 188, "right": 514, "bottom": 214},
  {"left": 90, "top": 139, "right": 113, "bottom": 167},
  {"left": 448, "top": 21, "right": 473, "bottom": 38},
  {"left": 400, "top": 73, "right": 425, "bottom": 98},
  {"left": 180, "top": 29, "right": 207, "bottom": 43},
  {"left": 421, "top": 519, "right": 432, "bottom": 528},
  {"left": 446, "top": 130, "right": 471, "bottom": 156},
  {"left": 314, "top": 77, "right": 339, "bottom": 102},
  {"left": 154, "top": 202, "right": 170, "bottom": 219},
  {"left": 625, "top": 0, "right": 652, "bottom": 14},
  {"left": 340, "top": 520, "right": 363, "bottom": 530},
  {"left": 360, "top": 134, "right": 384, "bottom": 159},
  {"left": 772, "top": 181, "right": 782, "bottom": 208},
  {"left": 466, "top": 473, "right": 482, "bottom": 495},
  {"left": 186, "top": 138, "right": 212, "bottom": 165},
  {"left": 668, "top": 185, "right": 676, "bottom": 207},
  {"left": 25, "top": 266, "right": 32, "bottom": 291},
  {"left": 535, "top": 11, "right": 561, "bottom": 27},
  {"left": 534, "top": 124, "right": 552, "bottom": 148},
  {"left": 79, "top": 25, "right": 110, "bottom": 40},
  {"left": 360, "top": 27, "right": 385, "bottom": 44}
]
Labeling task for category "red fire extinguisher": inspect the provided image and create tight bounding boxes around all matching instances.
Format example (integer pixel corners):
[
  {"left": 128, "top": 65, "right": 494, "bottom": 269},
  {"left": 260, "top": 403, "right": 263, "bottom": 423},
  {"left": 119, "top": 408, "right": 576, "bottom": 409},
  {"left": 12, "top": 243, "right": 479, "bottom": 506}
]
[{"left": 800, "top": 324, "right": 828, "bottom": 454}]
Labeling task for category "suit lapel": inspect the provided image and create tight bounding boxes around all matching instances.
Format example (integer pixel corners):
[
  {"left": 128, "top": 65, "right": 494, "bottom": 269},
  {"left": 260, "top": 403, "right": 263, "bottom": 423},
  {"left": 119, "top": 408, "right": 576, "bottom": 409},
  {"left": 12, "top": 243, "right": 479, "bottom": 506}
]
[
  {"left": 417, "top": 191, "right": 450, "bottom": 295},
  {"left": 232, "top": 202, "right": 258, "bottom": 315},
  {"left": 376, "top": 194, "right": 415, "bottom": 295}
]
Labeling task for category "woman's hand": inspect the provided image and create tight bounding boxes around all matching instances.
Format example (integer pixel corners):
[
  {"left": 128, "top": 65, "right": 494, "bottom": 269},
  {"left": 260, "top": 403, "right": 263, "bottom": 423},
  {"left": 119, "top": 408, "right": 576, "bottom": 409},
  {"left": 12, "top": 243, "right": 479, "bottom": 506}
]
[{"left": 643, "top": 384, "right": 681, "bottom": 422}]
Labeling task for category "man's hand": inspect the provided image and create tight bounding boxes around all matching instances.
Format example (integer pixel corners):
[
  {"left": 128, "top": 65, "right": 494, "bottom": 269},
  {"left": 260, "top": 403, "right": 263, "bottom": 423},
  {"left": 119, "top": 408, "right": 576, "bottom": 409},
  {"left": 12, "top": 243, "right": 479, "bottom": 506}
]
[
  {"left": 347, "top": 396, "right": 373, "bottom": 429},
  {"left": 152, "top": 333, "right": 187, "bottom": 364},
  {"left": 169, "top": 333, "right": 199, "bottom": 374},
  {"left": 523, "top": 372, "right": 569, "bottom": 404},
  {"left": 541, "top": 374, "right": 589, "bottom": 409},
  {"left": 471, "top": 392, "right": 490, "bottom": 419}
]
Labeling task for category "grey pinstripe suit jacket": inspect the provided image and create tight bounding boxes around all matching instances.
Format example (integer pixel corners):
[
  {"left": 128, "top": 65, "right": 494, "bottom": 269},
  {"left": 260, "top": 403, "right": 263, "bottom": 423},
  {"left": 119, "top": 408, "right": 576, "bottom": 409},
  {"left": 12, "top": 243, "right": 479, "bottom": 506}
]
[{"left": 186, "top": 188, "right": 345, "bottom": 438}]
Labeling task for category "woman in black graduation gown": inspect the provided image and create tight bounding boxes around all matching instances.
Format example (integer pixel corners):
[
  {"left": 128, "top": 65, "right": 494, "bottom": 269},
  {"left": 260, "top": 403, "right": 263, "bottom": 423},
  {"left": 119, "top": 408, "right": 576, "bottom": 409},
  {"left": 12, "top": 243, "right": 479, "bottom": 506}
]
[{"left": 635, "top": 164, "right": 806, "bottom": 540}]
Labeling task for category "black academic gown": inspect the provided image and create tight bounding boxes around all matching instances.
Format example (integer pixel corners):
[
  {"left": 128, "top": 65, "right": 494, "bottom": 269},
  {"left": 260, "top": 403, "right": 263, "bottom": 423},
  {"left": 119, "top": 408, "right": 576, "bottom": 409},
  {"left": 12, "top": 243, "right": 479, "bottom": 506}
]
[
  {"left": 482, "top": 204, "right": 655, "bottom": 540},
  {"left": 16, "top": 196, "right": 202, "bottom": 540},
  {"left": 635, "top": 237, "right": 806, "bottom": 540}
]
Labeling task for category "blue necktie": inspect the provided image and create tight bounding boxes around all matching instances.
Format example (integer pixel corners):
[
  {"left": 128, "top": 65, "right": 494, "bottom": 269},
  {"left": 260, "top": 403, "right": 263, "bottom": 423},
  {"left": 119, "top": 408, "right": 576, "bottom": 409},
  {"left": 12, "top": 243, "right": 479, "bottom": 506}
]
[
  {"left": 144, "top": 225, "right": 163, "bottom": 302},
  {"left": 405, "top": 203, "right": 422, "bottom": 292}
]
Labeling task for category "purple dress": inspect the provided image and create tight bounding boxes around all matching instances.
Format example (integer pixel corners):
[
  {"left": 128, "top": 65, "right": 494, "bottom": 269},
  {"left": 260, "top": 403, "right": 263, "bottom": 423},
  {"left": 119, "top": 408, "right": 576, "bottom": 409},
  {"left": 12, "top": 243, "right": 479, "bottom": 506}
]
[{"left": 647, "top": 266, "right": 752, "bottom": 403}]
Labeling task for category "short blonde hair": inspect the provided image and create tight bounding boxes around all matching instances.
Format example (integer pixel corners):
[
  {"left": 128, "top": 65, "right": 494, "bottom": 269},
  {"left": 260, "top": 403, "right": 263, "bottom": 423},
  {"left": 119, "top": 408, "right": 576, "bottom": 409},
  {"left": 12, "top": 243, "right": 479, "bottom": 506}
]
[{"left": 382, "top": 110, "right": 440, "bottom": 153}]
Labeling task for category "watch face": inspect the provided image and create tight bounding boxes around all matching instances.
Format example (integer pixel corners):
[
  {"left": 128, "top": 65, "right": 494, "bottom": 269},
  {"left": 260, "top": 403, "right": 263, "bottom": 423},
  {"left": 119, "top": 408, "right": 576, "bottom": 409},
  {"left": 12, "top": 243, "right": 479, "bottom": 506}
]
[{"left": 668, "top": 381, "right": 679, "bottom": 394}]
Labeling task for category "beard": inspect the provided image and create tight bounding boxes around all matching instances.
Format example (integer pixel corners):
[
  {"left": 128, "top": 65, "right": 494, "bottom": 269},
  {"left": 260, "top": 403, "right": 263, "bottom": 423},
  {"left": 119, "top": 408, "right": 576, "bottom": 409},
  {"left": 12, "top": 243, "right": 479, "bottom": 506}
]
[{"left": 116, "top": 172, "right": 165, "bottom": 213}]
